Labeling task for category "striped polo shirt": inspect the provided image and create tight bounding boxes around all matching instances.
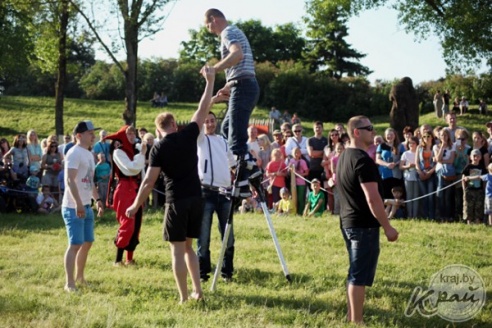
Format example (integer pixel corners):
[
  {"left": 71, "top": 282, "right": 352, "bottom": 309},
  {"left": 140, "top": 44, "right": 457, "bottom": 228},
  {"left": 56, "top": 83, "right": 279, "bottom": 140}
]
[{"left": 220, "top": 25, "right": 256, "bottom": 81}]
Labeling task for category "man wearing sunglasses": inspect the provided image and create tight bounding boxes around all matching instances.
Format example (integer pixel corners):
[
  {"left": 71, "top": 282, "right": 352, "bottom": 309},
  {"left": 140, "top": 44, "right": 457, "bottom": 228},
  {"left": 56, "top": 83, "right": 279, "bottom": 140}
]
[{"left": 337, "top": 115, "right": 399, "bottom": 324}]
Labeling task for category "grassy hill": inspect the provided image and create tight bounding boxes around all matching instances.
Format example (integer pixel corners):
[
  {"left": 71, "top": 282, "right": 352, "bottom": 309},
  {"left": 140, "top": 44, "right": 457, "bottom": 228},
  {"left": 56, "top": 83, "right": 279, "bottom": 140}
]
[{"left": 0, "top": 96, "right": 489, "bottom": 142}]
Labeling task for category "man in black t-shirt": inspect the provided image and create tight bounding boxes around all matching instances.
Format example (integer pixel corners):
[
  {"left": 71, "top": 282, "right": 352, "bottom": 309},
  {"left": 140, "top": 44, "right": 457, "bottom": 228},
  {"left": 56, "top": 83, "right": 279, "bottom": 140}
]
[
  {"left": 126, "top": 66, "right": 219, "bottom": 304},
  {"left": 337, "top": 115, "right": 399, "bottom": 324}
]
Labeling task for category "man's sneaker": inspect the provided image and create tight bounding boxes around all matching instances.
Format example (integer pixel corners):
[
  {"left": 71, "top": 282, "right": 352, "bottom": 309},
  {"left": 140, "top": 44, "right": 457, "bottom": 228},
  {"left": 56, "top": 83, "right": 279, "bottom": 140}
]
[{"left": 233, "top": 152, "right": 261, "bottom": 198}]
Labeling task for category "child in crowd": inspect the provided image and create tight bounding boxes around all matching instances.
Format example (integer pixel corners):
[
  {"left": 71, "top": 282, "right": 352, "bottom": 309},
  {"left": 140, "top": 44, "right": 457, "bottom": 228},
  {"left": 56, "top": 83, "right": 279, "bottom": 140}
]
[
  {"left": 482, "top": 163, "right": 492, "bottom": 226},
  {"left": 94, "top": 153, "right": 111, "bottom": 207},
  {"left": 303, "top": 179, "right": 325, "bottom": 217},
  {"left": 399, "top": 136, "right": 419, "bottom": 218},
  {"left": 287, "top": 147, "right": 309, "bottom": 215},
  {"left": 276, "top": 187, "right": 295, "bottom": 216},
  {"left": 265, "top": 148, "right": 287, "bottom": 205},
  {"left": 384, "top": 186, "right": 405, "bottom": 219},
  {"left": 462, "top": 149, "right": 486, "bottom": 224},
  {"left": 329, "top": 142, "right": 344, "bottom": 215},
  {"left": 25, "top": 167, "right": 40, "bottom": 199},
  {"left": 36, "top": 185, "right": 60, "bottom": 214},
  {"left": 239, "top": 187, "right": 261, "bottom": 214}
]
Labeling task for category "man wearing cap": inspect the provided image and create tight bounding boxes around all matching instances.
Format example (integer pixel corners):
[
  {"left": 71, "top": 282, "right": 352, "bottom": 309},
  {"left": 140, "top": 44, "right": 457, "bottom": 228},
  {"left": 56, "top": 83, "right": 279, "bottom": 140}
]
[
  {"left": 125, "top": 66, "right": 216, "bottom": 303},
  {"left": 271, "top": 130, "right": 283, "bottom": 150},
  {"left": 104, "top": 125, "right": 146, "bottom": 266},
  {"left": 196, "top": 110, "right": 236, "bottom": 283},
  {"left": 62, "top": 120, "right": 104, "bottom": 292}
]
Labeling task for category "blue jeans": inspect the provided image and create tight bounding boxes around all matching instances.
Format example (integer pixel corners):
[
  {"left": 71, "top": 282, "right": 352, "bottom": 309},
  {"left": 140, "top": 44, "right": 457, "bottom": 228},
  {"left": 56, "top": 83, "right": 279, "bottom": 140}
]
[
  {"left": 418, "top": 175, "right": 436, "bottom": 220},
  {"left": 221, "top": 78, "right": 260, "bottom": 156},
  {"left": 437, "top": 174, "right": 455, "bottom": 220},
  {"left": 342, "top": 227, "right": 380, "bottom": 286},
  {"left": 404, "top": 180, "right": 419, "bottom": 218},
  {"left": 197, "top": 188, "right": 234, "bottom": 279}
]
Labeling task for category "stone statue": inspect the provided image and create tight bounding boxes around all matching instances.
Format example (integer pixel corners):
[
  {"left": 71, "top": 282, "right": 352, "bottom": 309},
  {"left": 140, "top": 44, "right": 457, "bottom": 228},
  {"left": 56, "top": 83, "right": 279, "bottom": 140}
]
[{"left": 389, "top": 77, "right": 419, "bottom": 140}]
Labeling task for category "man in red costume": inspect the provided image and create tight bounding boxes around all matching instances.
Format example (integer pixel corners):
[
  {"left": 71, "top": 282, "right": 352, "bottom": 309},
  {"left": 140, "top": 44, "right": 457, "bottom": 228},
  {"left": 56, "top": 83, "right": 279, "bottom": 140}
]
[{"left": 105, "top": 125, "right": 146, "bottom": 266}]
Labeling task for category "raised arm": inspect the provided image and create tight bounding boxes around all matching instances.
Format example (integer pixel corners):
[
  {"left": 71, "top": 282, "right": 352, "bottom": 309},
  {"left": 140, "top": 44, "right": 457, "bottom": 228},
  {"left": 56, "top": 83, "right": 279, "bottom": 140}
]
[{"left": 191, "top": 66, "right": 216, "bottom": 127}]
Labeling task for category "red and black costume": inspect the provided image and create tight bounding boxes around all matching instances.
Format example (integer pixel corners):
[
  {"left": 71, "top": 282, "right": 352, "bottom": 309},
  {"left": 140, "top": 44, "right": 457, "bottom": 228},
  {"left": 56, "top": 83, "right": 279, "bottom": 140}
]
[{"left": 105, "top": 126, "right": 146, "bottom": 264}]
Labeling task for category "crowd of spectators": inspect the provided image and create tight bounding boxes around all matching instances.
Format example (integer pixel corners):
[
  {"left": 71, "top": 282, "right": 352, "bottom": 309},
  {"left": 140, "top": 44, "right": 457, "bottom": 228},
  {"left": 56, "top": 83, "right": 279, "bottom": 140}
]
[{"left": 2, "top": 108, "right": 492, "bottom": 225}]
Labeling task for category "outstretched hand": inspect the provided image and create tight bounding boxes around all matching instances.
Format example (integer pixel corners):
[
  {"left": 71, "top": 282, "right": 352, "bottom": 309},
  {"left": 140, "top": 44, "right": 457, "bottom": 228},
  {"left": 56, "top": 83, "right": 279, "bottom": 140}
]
[{"left": 200, "top": 65, "right": 216, "bottom": 82}]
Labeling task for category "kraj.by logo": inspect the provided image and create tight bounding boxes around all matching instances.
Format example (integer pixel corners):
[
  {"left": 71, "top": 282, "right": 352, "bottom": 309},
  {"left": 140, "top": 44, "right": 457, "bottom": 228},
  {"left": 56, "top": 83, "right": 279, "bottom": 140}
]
[{"left": 405, "top": 264, "right": 486, "bottom": 322}]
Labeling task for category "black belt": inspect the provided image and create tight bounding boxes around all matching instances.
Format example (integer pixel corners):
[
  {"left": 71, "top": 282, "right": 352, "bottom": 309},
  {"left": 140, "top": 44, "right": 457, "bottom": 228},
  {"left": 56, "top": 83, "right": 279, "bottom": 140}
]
[{"left": 201, "top": 184, "right": 221, "bottom": 192}]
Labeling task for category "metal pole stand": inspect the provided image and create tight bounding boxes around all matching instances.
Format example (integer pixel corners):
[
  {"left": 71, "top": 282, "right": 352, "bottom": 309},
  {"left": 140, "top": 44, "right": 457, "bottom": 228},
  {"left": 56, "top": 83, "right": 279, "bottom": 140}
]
[
  {"left": 210, "top": 161, "right": 291, "bottom": 292},
  {"left": 248, "top": 172, "right": 291, "bottom": 283}
]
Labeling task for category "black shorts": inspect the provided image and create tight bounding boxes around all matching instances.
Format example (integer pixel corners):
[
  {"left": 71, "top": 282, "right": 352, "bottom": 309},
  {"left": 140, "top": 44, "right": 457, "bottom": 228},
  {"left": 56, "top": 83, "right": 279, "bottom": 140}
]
[{"left": 163, "top": 196, "right": 203, "bottom": 242}]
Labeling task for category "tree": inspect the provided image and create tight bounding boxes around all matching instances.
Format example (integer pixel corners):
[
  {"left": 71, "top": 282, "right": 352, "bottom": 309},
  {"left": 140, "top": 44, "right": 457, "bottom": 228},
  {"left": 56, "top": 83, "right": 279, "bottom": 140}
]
[
  {"left": 0, "top": 1, "right": 36, "bottom": 82},
  {"left": 303, "top": 2, "right": 371, "bottom": 79},
  {"left": 71, "top": 0, "right": 172, "bottom": 125},
  {"left": 179, "top": 20, "right": 305, "bottom": 65},
  {"left": 320, "top": 0, "right": 492, "bottom": 72}
]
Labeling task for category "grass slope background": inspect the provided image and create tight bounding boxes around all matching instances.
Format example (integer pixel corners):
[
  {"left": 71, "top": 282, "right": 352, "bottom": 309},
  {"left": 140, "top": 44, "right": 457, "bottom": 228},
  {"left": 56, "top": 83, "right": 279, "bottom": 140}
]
[
  {"left": 0, "top": 96, "right": 491, "bottom": 327},
  {"left": 0, "top": 95, "right": 488, "bottom": 141}
]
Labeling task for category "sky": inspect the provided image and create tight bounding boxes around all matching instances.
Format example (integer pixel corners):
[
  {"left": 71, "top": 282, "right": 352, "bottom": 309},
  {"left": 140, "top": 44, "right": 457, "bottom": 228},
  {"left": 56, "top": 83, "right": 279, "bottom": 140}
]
[{"left": 96, "top": 0, "right": 484, "bottom": 85}]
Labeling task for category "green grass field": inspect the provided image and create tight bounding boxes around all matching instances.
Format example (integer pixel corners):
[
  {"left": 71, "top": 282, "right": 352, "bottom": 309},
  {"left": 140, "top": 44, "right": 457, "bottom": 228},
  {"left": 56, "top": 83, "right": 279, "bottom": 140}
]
[
  {"left": 0, "top": 210, "right": 490, "bottom": 327},
  {"left": 0, "top": 96, "right": 491, "bottom": 327}
]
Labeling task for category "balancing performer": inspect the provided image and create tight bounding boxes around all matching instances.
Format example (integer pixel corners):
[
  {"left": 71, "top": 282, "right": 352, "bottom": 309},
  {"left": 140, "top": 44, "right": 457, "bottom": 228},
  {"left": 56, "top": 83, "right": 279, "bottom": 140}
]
[{"left": 105, "top": 125, "right": 146, "bottom": 266}]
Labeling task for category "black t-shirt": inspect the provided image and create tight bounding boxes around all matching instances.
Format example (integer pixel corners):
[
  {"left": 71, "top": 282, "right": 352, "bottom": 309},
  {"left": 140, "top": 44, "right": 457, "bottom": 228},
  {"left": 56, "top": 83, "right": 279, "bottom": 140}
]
[
  {"left": 150, "top": 123, "right": 201, "bottom": 203},
  {"left": 337, "top": 148, "right": 382, "bottom": 229},
  {"left": 307, "top": 136, "right": 328, "bottom": 171}
]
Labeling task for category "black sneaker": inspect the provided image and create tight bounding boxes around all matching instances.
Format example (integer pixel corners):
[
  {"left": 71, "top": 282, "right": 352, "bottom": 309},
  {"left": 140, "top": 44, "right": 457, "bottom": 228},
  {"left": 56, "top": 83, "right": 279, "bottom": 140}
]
[{"left": 233, "top": 153, "right": 261, "bottom": 198}]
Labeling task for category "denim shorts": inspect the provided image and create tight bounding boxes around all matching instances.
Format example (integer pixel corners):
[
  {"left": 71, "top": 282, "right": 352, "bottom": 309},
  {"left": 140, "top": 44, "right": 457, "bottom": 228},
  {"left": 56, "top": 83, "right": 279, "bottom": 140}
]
[
  {"left": 62, "top": 206, "right": 95, "bottom": 245},
  {"left": 342, "top": 227, "right": 380, "bottom": 286}
]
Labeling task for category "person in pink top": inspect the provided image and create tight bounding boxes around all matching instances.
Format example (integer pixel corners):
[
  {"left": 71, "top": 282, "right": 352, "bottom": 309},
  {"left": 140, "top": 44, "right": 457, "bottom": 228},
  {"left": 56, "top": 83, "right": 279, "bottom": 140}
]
[
  {"left": 266, "top": 148, "right": 287, "bottom": 204},
  {"left": 288, "top": 147, "right": 309, "bottom": 215}
]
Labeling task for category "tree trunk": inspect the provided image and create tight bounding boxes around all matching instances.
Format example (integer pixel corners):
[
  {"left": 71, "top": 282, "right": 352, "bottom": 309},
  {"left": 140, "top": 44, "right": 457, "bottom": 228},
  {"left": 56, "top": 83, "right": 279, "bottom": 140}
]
[
  {"left": 55, "top": 0, "right": 69, "bottom": 137},
  {"left": 122, "top": 23, "right": 139, "bottom": 126}
]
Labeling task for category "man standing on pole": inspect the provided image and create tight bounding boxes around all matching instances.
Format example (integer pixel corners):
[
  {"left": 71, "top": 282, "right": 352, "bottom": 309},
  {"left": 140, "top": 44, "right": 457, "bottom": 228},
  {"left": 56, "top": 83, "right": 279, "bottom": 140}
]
[
  {"left": 337, "top": 115, "right": 399, "bottom": 324},
  {"left": 197, "top": 111, "right": 235, "bottom": 283},
  {"left": 204, "top": 8, "right": 260, "bottom": 197},
  {"left": 125, "top": 67, "right": 216, "bottom": 303}
]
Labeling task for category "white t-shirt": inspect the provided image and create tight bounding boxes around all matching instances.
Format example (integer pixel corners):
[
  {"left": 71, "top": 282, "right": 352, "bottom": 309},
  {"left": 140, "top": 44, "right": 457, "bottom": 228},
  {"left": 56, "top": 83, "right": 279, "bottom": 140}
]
[
  {"left": 400, "top": 150, "right": 418, "bottom": 181},
  {"left": 62, "top": 145, "right": 95, "bottom": 208}
]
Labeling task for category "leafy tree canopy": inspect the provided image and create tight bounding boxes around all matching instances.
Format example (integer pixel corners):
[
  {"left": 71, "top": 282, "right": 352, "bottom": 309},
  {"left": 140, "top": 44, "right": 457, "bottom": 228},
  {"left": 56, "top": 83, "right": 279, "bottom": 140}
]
[
  {"left": 317, "top": 0, "right": 492, "bottom": 72},
  {"left": 179, "top": 19, "right": 305, "bottom": 65}
]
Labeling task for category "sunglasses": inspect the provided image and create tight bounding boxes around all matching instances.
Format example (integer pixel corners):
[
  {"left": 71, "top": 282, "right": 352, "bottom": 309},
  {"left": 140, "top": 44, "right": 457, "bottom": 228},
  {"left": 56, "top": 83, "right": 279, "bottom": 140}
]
[
  {"left": 357, "top": 125, "right": 374, "bottom": 132},
  {"left": 294, "top": 130, "right": 302, "bottom": 133},
  {"left": 423, "top": 135, "right": 432, "bottom": 138}
]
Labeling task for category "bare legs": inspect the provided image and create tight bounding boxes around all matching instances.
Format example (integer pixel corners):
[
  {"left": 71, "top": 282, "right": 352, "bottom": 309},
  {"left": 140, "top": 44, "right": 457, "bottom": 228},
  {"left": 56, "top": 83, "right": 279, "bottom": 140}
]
[
  {"left": 346, "top": 283, "right": 365, "bottom": 324},
  {"left": 64, "top": 241, "right": 93, "bottom": 290},
  {"left": 170, "top": 238, "right": 203, "bottom": 303}
]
